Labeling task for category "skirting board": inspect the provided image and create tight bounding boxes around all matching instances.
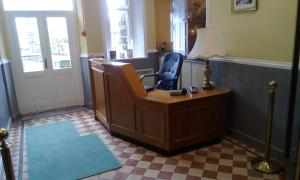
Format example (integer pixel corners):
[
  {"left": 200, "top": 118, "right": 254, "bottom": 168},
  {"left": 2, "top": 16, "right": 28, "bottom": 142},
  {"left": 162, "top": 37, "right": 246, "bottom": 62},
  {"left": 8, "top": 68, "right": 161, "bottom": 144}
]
[
  {"left": 84, "top": 100, "right": 93, "bottom": 109},
  {"left": 11, "top": 112, "right": 21, "bottom": 122}
]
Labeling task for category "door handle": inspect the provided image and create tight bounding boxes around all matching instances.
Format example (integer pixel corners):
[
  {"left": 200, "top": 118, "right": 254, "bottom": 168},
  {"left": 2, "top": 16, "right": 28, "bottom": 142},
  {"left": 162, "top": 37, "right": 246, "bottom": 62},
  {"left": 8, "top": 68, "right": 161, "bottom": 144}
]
[{"left": 44, "top": 58, "right": 48, "bottom": 69}]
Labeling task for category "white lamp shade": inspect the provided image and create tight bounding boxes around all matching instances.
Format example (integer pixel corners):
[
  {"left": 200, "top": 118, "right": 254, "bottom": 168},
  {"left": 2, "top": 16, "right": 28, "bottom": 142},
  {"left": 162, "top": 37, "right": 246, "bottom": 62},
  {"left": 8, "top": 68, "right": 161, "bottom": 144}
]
[{"left": 187, "top": 28, "right": 226, "bottom": 59}]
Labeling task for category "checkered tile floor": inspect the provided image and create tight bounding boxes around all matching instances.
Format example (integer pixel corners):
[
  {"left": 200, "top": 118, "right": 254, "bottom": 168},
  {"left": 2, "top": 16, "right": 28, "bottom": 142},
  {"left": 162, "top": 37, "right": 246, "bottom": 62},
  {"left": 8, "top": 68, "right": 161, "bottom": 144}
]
[{"left": 9, "top": 109, "right": 286, "bottom": 180}]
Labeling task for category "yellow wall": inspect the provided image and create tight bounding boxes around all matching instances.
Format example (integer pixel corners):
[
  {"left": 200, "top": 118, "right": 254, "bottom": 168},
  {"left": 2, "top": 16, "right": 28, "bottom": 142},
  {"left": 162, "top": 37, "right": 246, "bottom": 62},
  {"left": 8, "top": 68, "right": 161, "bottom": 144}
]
[
  {"left": 146, "top": 0, "right": 157, "bottom": 50},
  {"left": 0, "top": 0, "right": 8, "bottom": 59},
  {"left": 75, "top": 0, "right": 88, "bottom": 54},
  {"left": 82, "top": 0, "right": 103, "bottom": 54},
  {"left": 155, "top": 0, "right": 171, "bottom": 46},
  {"left": 0, "top": 14, "right": 6, "bottom": 59},
  {"left": 75, "top": 0, "right": 104, "bottom": 54},
  {"left": 209, "top": 0, "right": 297, "bottom": 62}
]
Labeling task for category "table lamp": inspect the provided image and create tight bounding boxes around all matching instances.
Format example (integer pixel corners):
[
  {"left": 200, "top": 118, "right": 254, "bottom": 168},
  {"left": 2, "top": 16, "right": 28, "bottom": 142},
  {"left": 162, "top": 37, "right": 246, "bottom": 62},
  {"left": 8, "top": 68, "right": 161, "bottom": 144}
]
[{"left": 187, "top": 28, "right": 226, "bottom": 90}]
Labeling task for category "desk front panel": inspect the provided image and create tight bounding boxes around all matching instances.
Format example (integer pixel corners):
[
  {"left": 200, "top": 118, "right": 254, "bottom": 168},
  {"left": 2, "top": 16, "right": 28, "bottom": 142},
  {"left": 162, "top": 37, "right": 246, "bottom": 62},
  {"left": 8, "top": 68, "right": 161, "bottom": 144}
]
[{"left": 169, "top": 95, "right": 228, "bottom": 149}]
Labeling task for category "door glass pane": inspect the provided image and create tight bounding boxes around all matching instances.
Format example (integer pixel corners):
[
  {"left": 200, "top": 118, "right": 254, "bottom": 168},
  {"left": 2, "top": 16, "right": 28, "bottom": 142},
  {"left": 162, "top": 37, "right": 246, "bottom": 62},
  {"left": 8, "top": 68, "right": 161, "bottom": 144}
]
[
  {"left": 47, "top": 17, "right": 72, "bottom": 70},
  {"left": 15, "top": 17, "right": 44, "bottom": 73}
]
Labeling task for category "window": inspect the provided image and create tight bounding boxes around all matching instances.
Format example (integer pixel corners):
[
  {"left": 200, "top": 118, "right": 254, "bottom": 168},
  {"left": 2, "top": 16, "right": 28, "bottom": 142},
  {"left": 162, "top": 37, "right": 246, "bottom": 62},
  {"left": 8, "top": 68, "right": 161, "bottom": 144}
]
[
  {"left": 171, "top": 0, "right": 187, "bottom": 55},
  {"left": 101, "top": 0, "right": 146, "bottom": 59},
  {"left": 106, "top": 0, "right": 132, "bottom": 59},
  {"left": 3, "top": 0, "right": 73, "bottom": 11}
]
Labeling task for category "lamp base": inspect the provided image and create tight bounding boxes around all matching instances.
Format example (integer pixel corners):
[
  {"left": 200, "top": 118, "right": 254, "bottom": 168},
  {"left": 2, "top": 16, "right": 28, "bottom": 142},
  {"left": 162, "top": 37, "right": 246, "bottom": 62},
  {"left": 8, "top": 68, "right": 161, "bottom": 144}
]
[
  {"left": 251, "top": 157, "right": 282, "bottom": 174},
  {"left": 202, "top": 83, "right": 215, "bottom": 90},
  {"left": 202, "top": 59, "right": 214, "bottom": 91}
]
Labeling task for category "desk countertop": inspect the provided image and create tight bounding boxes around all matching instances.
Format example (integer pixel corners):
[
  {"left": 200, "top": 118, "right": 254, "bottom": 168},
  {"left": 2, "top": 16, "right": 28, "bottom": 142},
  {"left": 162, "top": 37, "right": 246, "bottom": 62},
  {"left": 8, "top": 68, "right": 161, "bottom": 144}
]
[{"left": 144, "top": 86, "right": 230, "bottom": 104}]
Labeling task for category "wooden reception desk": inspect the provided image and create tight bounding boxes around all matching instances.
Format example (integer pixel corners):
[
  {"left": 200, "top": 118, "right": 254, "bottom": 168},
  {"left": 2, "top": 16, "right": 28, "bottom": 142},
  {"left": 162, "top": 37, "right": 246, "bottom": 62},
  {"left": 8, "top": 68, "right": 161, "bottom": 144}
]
[{"left": 89, "top": 59, "right": 230, "bottom": 153}]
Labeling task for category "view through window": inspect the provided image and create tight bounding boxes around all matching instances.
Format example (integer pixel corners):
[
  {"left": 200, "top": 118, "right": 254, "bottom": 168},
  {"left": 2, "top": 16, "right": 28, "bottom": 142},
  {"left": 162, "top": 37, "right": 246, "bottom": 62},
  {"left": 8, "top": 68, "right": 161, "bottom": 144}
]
[
  {"left": 107, "top": 0, "right": 132, "bottom": 59},
  {"left": 15, "top": 17, "right": 44, "bottom": 72},
  {"left": 47, "top": 17, "right": 72, "bottom": 70}
]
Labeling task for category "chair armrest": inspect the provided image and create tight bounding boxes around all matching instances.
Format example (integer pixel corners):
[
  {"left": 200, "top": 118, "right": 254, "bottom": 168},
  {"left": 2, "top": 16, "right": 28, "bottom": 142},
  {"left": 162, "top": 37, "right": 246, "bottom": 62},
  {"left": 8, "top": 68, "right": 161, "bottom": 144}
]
[
  {"left": 157, "top": 77, "right": 178, "bottom": 87},
  {"left": 140, "top": 72, "right": 159, "bottom": 81}
]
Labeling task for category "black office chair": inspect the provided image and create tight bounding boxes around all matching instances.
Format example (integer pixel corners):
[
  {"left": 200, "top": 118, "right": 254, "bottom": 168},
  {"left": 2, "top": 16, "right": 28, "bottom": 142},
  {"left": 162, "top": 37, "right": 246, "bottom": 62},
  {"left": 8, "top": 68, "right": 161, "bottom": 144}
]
[{"left": 141, "top": 52, "right": 184, "bottom": 90}]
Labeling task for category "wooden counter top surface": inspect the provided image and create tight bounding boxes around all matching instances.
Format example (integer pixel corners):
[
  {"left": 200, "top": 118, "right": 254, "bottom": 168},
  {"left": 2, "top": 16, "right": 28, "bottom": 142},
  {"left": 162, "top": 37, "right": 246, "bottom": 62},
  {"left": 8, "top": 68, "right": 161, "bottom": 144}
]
[
  {"left": 144, "top": 86, "right": 230, "bottom": 104},
  {"left": 90, "top": 58, "right": 230, "bottom": 104}
]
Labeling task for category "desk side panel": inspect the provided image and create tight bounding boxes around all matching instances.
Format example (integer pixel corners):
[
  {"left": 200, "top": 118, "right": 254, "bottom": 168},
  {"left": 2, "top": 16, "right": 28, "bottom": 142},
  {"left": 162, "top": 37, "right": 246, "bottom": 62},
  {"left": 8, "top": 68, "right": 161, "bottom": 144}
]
[
  {"left": 169, "top": 94, "right": 229, "bottom": 150},
  {"left": 105, "top": 72, "right": 136, "bottom": 137},
  {"left": 92, "top": 68, "right": 107, "bottom": 123}
]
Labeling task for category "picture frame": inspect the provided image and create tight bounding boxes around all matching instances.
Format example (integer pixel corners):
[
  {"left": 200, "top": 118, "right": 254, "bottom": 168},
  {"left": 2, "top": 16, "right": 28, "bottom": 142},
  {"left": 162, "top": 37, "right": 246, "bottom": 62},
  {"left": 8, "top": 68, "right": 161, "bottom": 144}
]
[{"left": 232, "top": 0, "right": 258, "bottom": 13}]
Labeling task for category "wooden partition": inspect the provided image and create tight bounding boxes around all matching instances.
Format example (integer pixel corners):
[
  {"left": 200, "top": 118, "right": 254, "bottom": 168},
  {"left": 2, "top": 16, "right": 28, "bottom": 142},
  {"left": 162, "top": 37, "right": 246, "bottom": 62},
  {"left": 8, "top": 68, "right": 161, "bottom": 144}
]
[{"left": 89, "top": 59, "right": 230, "bottom": 152}]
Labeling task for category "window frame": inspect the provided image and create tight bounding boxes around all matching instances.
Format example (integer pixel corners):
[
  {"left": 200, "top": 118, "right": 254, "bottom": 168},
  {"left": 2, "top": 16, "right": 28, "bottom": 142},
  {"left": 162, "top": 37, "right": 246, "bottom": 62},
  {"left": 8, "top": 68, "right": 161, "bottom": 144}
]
[
  {"left": 102, "top": 0, "right": 146, "bottom": 59},
  {"left": 106, "top": 0, "right": 133, "bottom": 59}
]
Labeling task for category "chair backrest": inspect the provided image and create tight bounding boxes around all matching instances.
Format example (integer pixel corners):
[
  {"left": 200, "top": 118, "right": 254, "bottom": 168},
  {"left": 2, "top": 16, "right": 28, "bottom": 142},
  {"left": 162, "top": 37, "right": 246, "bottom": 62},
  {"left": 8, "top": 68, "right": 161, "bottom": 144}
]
[{"left": 157, "top": 52, "right": 184, "bottom": 90}]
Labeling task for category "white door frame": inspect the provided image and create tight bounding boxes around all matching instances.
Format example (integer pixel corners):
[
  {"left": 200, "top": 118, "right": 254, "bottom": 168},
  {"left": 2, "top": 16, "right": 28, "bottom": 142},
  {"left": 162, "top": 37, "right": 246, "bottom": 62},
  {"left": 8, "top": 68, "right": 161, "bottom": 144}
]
[{"left": 5, "top": 11, "right": 83, "bottom": 114}]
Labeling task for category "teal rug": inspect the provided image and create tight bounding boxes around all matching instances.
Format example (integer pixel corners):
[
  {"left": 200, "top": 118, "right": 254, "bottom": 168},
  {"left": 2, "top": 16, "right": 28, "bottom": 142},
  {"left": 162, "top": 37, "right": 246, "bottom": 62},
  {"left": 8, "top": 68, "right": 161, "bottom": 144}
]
[{"left": 26, "top": 121, "right": 121, "bottom": 180}]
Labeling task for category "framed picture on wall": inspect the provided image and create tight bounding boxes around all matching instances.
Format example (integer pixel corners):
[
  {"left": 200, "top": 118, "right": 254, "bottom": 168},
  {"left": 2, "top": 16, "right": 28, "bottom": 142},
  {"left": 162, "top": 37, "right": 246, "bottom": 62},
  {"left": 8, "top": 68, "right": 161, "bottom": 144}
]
[{"left": 232, "top": 0, "right": 257, "bottom": 12}]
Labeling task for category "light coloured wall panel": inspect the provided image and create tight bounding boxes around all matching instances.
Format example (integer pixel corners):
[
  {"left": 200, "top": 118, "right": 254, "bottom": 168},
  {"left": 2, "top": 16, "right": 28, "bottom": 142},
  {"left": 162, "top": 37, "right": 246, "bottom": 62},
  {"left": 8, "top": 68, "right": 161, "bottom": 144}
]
[
  {"left": 191, "top": 62, "right": 205, "bottom": 89},
  {"left": 181, "top": 61, "right": 192, "bottom": 88},
  {"left": 209, "top": 0, "right": 297, "bottom": 62}
]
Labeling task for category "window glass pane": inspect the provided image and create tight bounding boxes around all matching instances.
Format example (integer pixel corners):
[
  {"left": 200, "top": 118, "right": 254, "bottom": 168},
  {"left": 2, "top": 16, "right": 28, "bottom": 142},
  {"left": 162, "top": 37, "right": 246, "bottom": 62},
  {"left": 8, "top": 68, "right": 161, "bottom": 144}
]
[
  {"left": 47, "top": 17, "right": 72, "bottom": 70},
  {"left": 15, "top": 18, "right": 44, "bottom": 73},
  {"left": 107, "top": 0, "right": 128, "bottom": 9},
  {"left": 3, "top": 0, "right": 73, "bottom": 11},
  {"left": 109, "top": 10, "right": 130, "bottom": 58}
]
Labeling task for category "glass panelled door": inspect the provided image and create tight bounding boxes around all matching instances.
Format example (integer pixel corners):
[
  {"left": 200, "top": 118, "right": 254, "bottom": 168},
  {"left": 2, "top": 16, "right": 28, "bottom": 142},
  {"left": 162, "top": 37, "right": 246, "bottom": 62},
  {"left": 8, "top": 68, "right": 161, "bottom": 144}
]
[
  {"left": 8, "top": 12, "right": 83, "bottom": 114},
  {"left": 15, "top": 17, "right": 45, "bottom": 72},
  {"left": 47, "top": 17, "right": 72, "bottom": 70}
]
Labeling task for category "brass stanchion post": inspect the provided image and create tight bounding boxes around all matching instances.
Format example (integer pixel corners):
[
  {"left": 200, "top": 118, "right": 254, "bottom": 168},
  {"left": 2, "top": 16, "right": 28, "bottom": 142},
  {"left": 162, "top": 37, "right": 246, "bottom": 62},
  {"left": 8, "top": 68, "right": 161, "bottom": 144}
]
[
  {"left": 251, "top": 81, "right": 282, "bottom": 174},
  {"left": 0, "top": 128, "right": 15, "bottom": 180}
]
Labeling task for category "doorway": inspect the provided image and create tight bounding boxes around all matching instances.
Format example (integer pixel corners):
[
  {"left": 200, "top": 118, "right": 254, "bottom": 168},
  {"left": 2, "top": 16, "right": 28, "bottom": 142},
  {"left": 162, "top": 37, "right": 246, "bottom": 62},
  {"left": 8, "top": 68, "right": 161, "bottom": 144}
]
[{"left": 6, "top": 11, "right": 83, "bottom": 114}]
